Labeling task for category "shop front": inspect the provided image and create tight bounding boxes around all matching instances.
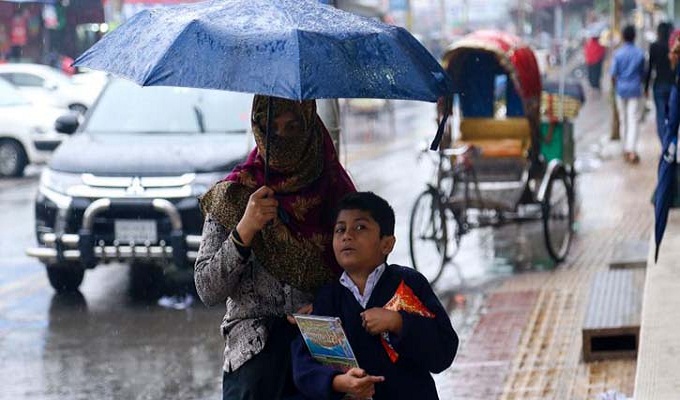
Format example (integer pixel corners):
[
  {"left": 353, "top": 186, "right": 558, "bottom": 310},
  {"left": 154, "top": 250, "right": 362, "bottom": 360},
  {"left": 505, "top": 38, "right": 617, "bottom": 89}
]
[{"left": 0, "top": 0, "right": 103, "bottom": 64}]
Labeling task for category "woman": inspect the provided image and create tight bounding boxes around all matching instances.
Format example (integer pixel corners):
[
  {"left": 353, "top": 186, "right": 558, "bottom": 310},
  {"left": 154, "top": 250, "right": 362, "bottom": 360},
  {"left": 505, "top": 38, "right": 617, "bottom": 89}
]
[
  {"left": 645, "top": 22, "right": 674, "bottom": 143},
  {"left": 194, "top": 95, "right": 356, "bottom": 400}
]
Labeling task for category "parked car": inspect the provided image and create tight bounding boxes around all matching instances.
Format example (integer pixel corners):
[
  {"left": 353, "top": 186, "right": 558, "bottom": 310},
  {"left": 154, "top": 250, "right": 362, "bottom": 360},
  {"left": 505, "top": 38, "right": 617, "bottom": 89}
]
[
  {"left": 26, "top": 78, "right": 254, "bottom": 294},
  {"left": 0, "top": 77, "right": 71, "bottom": 177},
  {"left": 70, "top": 69, "right": 109, "bottom": 96},
  {"left": 0, "top": 63, "right": 101, "bottom": 114}
]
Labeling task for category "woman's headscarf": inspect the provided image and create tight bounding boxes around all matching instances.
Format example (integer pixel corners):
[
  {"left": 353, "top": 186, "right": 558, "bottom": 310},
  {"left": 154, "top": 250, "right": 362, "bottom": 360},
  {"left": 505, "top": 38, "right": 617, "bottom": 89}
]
[{"left": 200, "top": 95, "right": 356, "bottom": 293}]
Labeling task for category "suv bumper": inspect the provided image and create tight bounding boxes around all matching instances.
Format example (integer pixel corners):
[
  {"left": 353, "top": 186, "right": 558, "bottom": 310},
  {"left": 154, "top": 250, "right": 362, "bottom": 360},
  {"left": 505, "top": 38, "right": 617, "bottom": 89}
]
[{"left": 27, "top": 197, "right": 202, "bottom": 267}]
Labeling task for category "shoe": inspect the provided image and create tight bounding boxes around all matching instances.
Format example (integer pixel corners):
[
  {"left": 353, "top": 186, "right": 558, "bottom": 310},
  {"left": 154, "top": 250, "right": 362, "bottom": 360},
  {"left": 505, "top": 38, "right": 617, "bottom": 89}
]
[{"left": 624, "top": 152, "right": 640, "bottom": 164}]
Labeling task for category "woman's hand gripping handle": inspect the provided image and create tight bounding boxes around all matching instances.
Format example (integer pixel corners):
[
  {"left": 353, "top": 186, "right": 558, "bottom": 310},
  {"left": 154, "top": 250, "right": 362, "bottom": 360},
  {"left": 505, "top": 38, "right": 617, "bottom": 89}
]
[{"left": 235, "top": 186, "right": 278, "bottom": 247}]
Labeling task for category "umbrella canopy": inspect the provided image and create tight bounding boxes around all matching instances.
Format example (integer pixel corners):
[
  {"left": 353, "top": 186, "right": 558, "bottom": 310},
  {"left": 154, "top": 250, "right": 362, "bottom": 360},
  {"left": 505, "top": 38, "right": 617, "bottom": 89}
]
[
  {"left": 74, "top": 0, "right": 452, "bottom": 102},
  {"left": 654, "top": 70, "right": 680, "bottom": 261},
  {"left": 439, "top": 30, "right": 542, "bottom": 155},
  {"left": 442, "top": 30, "right": 542, "bottom": 102},
  {"left": 584, "top": 21, "right": 607, "bottom": 39}
]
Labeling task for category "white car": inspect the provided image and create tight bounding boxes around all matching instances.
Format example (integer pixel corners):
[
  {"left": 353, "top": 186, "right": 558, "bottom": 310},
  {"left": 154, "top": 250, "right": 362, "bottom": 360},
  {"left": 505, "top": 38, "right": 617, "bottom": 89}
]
[
  {"left": 0, "top": 78, "right": 71, "bottom": 177},
  {"left": 0, "top": 63, "right": 101, "bottom": 114}
]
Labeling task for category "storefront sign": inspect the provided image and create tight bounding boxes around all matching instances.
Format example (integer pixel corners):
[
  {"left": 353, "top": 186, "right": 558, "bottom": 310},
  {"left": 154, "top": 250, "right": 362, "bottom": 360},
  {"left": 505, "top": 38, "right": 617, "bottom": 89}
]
[{"left": 10, "top": 15, "right": 27, "bottom": 46}]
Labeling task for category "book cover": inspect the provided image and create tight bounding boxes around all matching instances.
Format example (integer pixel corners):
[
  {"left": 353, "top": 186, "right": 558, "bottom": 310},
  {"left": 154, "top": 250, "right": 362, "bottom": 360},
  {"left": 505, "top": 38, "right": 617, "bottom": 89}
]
[
  {"left": 293, "top": 314, "right": 359, "bottom": 372},
  {"left": 381, "top": 279, "right": 435, "bottom": 363}
]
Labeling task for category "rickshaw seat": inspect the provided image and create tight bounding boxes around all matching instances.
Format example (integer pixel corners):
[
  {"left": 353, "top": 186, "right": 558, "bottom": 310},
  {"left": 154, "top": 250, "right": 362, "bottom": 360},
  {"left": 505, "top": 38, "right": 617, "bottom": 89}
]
[
  {"left": 458, "top": 139, "right": 524, "bottom": 158},
  {"left": 458, "top": 118, "right": 531, "bottom": 158}
]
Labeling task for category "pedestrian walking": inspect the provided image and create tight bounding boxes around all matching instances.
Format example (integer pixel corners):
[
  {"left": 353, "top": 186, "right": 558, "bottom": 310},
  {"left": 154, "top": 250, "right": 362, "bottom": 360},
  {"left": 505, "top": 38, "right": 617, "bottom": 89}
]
[
  {"left": 645, "top": 22, "right": 674, "bottom": 143},
  {"left": 194, "top": 95, "right": 356, "bottom": 400},
  {"left": 584, "top": 33, "right": 606, "bottom": 93},
  {"left": 610, "top": 25, "right": 646, "bottom": 164}
]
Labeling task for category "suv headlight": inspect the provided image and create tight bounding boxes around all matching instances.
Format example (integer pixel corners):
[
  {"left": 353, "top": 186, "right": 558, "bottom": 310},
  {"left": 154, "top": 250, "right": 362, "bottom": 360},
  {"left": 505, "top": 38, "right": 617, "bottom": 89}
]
[
  {"left": 40, "top": 169, "right": 83, "bottom": 195},
  {"left": 191, "top": 172, "right": 226, "bottom": 196}
]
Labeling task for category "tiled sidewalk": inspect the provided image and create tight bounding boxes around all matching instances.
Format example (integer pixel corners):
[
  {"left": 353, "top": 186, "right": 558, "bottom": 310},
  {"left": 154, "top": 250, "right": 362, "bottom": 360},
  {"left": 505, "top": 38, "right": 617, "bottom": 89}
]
[{"left": 437, "top": 94, "right": 658, "bottom": 399}]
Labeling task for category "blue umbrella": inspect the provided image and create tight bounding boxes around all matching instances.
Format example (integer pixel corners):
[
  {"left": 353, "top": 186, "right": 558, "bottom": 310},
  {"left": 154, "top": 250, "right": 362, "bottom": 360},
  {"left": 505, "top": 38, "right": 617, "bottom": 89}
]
[
  {"left": 74, "top": 0, "right": 452, "bottom": 102},
  {"left": 74, "top": 0, "right": 453, "bottom": 179},
  {"left": 654, "top": 70, "right": 680, "bottom": 261}
]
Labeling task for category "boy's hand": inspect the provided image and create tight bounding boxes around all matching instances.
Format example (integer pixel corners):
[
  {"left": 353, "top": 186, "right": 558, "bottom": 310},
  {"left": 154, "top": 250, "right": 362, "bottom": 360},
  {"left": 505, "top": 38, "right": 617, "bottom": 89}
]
[
  {"left": 236, "top": 186, "right": 278, "bottom": 246},
  {"left": 332, "top": 368, "right": 384, "bottom": 399},
  {"left": 360, "top": 308, "right": 403, "bottom": 335},
  {"left": 286, "top": 303, "right": 313, "bottom": 325}
]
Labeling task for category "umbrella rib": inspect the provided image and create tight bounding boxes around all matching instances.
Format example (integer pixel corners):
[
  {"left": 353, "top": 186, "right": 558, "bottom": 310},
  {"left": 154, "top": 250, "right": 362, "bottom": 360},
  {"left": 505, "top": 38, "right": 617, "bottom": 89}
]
[{"left": 295, "top": 29, "right": 303, "bottom": 100}]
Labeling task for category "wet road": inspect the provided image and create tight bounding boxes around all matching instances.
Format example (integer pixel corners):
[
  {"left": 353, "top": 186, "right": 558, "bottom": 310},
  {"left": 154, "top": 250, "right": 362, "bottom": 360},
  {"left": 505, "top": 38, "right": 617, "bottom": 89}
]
[
  {"left": 0, "top": 171, "right": 225, "bottom": 399},
  {"left": 0, "top": 101, "right": 564, "bottom": 399}
]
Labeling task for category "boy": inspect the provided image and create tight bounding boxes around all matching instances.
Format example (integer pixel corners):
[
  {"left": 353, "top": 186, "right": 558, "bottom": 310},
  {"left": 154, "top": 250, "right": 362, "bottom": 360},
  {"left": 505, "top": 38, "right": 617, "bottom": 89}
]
[{"left": 291, "top": 192, "right": 458, "bottom": 400}]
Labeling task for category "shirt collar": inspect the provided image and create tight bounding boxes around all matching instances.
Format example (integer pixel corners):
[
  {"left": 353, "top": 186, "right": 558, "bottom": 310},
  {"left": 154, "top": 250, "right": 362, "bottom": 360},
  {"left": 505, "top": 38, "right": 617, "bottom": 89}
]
[{"left": 339, "top": 263, "right": 386, "bottom": 308}]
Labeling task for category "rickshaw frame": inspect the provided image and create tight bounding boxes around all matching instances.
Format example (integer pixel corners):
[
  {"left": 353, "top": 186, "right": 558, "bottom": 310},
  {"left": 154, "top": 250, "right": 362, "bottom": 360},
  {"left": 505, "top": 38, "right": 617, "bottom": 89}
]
[{"left": 409, "top": 30, "right": 576, "bottom": 284}]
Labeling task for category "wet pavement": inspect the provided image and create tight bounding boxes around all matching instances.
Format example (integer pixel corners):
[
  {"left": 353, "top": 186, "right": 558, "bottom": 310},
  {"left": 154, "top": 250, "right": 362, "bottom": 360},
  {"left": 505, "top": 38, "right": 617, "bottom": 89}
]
[{"left": 1, "top": 96, "right": 605, "bottom": 399}]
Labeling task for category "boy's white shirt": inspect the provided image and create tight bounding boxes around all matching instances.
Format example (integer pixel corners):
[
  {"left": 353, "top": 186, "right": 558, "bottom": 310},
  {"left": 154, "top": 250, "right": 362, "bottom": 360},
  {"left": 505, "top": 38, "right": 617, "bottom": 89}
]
[{"left": 339, "top": 263, "right": 386, "bottom": 308}]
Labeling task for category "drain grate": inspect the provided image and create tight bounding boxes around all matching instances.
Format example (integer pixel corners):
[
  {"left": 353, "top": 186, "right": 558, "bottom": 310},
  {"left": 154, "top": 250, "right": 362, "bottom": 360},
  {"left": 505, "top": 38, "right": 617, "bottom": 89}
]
[{"left": 582, "top": 269, "right": 644, "bottom": 362}]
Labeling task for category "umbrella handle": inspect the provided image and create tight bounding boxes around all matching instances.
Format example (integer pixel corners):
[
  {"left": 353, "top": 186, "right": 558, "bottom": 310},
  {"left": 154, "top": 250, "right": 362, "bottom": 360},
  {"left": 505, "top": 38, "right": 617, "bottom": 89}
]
[
  {"left": 430, "top": 96, "right": 453, "bottom": 151},
  {"left": 430, "top": 113, "right": 450, "bottom": 151},
  {"left": 265, "top": 97, "right": 273, "bottom": 186}
]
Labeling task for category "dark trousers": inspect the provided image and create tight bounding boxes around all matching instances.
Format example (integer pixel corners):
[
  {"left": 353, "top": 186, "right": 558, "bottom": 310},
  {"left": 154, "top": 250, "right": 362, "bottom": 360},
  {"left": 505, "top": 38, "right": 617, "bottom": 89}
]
[
  {"left": 222, "top": 318, "right": 302, "bottom": 400},
  {"left": 654, "top": 83, "right": 673, "bottom": 143},
  {"left": 587, "top": 62, "right": 603, "bottom": 89}
]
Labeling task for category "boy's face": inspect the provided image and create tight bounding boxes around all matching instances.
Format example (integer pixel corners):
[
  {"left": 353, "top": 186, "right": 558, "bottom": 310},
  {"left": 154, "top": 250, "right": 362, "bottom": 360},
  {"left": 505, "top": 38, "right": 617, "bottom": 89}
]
[{"left": 333, "top": 209, "right": 396, "bottom": 273}]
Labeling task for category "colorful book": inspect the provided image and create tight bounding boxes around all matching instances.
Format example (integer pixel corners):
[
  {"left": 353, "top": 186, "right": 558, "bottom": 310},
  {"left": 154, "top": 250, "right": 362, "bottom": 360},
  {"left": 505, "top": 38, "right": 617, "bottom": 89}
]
[
  {"left": 381, "top": 279, "right": 435, "bottom": 363},
  {"left": 293, "top": 314, "right": 359, "bottom": 372}
]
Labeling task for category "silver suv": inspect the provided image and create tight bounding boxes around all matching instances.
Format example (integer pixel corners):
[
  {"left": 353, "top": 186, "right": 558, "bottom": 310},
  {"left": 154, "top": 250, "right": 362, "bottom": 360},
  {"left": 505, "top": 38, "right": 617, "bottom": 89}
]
[{"left": 27, "top": 79, "right": 253, "bottom": 293}]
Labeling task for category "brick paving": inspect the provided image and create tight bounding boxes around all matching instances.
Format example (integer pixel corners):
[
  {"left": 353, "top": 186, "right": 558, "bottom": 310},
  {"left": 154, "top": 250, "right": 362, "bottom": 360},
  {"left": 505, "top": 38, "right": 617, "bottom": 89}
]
[
  {"left": 437, "top": 92, "right": 658, "bottom": 399},
  {"left": 448, "top": 291, "right": 539, "bottom": 399}
]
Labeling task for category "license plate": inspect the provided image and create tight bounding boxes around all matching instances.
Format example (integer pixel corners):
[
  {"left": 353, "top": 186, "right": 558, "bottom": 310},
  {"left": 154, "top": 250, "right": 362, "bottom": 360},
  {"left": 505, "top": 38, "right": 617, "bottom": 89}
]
[{"left": 114, "top": 220, "right": 157, "bottom": 244}]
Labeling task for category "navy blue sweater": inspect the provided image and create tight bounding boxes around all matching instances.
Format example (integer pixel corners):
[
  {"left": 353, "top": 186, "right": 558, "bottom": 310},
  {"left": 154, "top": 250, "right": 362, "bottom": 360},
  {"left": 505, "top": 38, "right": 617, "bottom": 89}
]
[{"left": 291, "top": 265, "right": 459, "bottom": 400}]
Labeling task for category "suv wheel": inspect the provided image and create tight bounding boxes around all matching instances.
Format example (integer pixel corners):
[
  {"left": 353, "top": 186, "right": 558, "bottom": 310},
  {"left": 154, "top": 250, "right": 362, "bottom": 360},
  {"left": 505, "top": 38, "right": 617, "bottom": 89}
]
[
  {"left": 46, "top": 264, "right": 85, "bottom": 293},
  {"left": 0, "top": 140, "right": 28, "bottom": 177}
]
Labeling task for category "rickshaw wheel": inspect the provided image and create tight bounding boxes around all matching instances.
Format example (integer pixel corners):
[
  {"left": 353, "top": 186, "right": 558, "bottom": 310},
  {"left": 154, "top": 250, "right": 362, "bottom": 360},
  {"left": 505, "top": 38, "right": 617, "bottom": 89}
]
[
  {"left": 409, "top": 189, "right": 447, "bottom": 285},
  {"left": 542, "top": 169, "right": 574, "bottom": 262}
]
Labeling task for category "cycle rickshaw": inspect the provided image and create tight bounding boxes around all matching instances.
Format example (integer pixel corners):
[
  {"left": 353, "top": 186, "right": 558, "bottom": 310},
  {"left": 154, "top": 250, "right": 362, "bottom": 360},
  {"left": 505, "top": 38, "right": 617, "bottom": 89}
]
[{"left": 409, "top": 30, "right": 575, "bottom": 284}]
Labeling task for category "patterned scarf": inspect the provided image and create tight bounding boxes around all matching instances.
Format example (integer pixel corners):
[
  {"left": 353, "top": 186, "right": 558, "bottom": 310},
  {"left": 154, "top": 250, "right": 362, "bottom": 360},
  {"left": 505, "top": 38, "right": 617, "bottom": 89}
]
[{"left": 200, "top": 96, "right": 356, "bottom": 293}]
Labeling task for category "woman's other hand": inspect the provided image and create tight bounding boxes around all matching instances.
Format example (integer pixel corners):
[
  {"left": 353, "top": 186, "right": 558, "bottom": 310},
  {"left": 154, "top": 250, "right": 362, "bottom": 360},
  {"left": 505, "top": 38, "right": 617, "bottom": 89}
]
[
  {"left": 287, "top": 303, "right": 313, "bottom": 325},
  {"left": 236, "top": 186, "right": 278, "bottom": 246}
]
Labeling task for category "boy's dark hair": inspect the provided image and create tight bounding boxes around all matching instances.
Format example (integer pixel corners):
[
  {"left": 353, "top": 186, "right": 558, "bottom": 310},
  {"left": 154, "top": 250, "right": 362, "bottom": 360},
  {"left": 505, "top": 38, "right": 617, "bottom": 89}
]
[
  {"left": 334, "top": 192, "right": 395, "bottom": 237},
  {"left": 622, "top": 25, "right": 636, "bottom": 43}
]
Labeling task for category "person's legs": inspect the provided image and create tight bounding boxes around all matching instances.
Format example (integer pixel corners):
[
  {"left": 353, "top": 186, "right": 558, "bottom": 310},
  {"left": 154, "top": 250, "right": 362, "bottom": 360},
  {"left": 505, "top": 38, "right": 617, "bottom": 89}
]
[
  {"left": 593, "top": 61, "right": 603, "bottom": 89},
  {"left": 625, "top": 97, "right": 641, "bottom": 158},
  {"left": 587, "top": 64, "right": 598, "bottom": 89},
  {"left": 223, "top": 319, "right": 299, "bottom": 400},
  {"left": 653, "top": 84, "right": 672, "bottom": 142},
  {"left": 616, "top": 96, "right": 628, "bottom": 153}
]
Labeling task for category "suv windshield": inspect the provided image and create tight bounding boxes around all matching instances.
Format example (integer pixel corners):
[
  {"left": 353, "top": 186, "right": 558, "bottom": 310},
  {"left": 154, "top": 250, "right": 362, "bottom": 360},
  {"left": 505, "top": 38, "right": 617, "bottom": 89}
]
[
  {"left": 0, "top": 78, "right": 31, "bottom": 107},
  {"left": 85, "top": 79, "right": 253, "bottom": 134}
]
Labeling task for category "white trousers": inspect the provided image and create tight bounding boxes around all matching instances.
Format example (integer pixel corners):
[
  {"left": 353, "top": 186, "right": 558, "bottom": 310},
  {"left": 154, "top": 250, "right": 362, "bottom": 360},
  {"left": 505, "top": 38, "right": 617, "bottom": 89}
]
[{"left": 615, "top": 96, "right": 642, "bottom": 153}]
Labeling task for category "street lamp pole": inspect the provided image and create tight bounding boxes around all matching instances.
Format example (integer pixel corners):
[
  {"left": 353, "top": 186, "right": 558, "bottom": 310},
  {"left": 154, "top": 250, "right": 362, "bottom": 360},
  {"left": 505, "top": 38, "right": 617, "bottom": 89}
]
[{"left": 610, "top": 0, "right": 621, "bottom": 140}]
